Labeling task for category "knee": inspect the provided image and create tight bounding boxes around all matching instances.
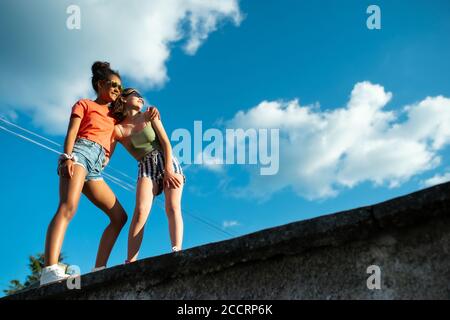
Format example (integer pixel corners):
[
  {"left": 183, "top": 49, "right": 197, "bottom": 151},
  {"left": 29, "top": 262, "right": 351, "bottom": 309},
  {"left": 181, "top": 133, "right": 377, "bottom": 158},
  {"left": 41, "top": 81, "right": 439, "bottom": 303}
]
[
  {"left": 57, "top": 203, "right": 77, "bottom": 220},
  {"left": 165, "top": 204, "right": 181, "bottom": 217},
  {"left": 133, "top": 206, "right": 150, "bottom": 225},
  {"left": 111, "top": 211, "right": 128, "bottom": 229}
]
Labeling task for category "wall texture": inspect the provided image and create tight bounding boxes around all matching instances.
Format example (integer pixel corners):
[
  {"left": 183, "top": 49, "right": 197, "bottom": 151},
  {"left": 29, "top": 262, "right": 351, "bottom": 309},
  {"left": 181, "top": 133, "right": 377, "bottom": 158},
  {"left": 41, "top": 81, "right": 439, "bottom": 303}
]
[{"left": 5, "top": 182, "right": 450, "bottom": 300}]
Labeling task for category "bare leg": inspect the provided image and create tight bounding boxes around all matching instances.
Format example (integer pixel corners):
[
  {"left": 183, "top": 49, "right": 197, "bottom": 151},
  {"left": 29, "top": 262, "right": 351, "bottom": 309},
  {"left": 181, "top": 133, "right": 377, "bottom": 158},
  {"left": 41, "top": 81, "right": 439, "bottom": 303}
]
[
  {"left": 44, "top": 165, "right": 87, "bottom": 266},
  {"left": 127, "top": 177, "right": 159, "bottom": 262},
  {"left": 164, "top": 174, "right": 184, "bottom": 250},
  {"left": 82, "top": 180, "right": 128, "bottom": 268}
]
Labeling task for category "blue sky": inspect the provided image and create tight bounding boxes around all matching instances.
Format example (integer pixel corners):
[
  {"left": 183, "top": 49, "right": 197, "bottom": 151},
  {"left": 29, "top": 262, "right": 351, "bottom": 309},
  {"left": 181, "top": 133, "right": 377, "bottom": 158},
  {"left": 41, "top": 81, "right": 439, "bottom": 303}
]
[{"left": 1, "top": 0, "right": 450, "bottom": 294}]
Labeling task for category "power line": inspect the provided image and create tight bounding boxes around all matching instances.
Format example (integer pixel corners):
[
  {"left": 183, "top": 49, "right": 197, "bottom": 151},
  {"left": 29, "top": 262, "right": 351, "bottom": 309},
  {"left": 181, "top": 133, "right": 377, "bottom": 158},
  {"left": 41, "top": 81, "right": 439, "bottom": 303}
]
[
  {"left": 0, "top": 125, "right": 61, "bottom": 155},
  {"left": 0, "top": 117, "right": 143, "bottom": 184},
  {"left": 0, "top": 117, "right": 61, "bottom": 147},
  {"left": 154, "top": 197, "right": 236, "bottom": 238},
  {"left": 0, "top": 118, "right": 236, "bottom": 238}
]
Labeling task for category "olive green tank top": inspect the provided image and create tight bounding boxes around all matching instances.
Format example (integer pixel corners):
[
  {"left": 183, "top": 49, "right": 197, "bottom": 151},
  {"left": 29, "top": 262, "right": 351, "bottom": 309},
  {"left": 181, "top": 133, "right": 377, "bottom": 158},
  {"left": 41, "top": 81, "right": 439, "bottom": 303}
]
[{"left": 120, "top": 123, "right": 162, "bottom": 161}]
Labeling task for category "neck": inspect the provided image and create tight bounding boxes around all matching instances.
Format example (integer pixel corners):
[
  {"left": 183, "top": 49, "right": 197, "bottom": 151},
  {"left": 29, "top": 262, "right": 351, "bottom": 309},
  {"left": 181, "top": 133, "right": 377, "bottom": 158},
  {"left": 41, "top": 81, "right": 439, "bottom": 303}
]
[
  {"left": 124, "top": 109, "right": 141, "bottom": 122},
  {"left": 95, "top": 97, "right": 109, "bottom": 105},
  {"left": 128, "top": 109, "right": 140, "bottom": 117}
]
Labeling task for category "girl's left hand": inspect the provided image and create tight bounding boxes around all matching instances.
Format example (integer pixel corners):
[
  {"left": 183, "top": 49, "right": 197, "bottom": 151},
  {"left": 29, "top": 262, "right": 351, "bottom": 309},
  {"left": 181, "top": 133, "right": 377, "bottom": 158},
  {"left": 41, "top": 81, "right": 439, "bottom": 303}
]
[{"left": 163, "top": 170, "right": 182, "bottom": 189}]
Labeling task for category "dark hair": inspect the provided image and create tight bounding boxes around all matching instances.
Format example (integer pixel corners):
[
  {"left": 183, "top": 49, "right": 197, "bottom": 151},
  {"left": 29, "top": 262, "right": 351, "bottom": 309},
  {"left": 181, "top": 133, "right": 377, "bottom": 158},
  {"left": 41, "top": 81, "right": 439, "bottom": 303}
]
[
  {"left": 110, "top": 88, "right": 141, "bottom": 122},
  {"left": 91, "top": 61, "right": 120, "bottom": 93}
]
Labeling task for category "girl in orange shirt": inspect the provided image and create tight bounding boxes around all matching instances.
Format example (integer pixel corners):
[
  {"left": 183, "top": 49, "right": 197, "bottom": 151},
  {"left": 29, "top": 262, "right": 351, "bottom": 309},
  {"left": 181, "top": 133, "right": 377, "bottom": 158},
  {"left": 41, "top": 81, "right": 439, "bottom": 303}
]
[{"left": 40, "top": 62, "right": 159, "bottom": 285}]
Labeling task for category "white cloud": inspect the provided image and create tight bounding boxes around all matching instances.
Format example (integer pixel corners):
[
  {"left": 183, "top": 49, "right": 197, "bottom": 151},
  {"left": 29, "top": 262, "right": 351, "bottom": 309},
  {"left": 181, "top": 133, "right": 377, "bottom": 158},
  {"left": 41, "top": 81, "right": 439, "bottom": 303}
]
[
  {"left": 0, "top": 109, "right": 18, "bottom": 122},
  {"left": 0, "top": 0, "right": 241, "bottom": 134},
  {"left": 223, "top": 220, "right": 240, "bottom": 228},
  {"left": 225, "top": 81, "right": 450, "bottom": 201},
  {"left": 195, "top": 152, "right": 225, "bottom": 172},
  {"left": 423, "top": 173, "right": 450, "bottom": 187}
]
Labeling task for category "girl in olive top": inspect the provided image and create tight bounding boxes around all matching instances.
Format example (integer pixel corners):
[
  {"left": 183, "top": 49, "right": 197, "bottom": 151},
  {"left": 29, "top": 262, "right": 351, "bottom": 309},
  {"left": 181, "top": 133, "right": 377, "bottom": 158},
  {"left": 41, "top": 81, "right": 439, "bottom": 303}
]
[{"left": 110, "top": 88, "right": 185, "bottom": 263}]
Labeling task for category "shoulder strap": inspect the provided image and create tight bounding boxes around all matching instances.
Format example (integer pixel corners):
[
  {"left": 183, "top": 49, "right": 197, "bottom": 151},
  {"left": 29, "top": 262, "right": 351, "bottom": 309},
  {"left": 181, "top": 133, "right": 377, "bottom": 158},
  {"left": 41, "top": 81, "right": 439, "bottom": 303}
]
[{"left": 117, "top": 124, "right": 125, "bottom": 139}]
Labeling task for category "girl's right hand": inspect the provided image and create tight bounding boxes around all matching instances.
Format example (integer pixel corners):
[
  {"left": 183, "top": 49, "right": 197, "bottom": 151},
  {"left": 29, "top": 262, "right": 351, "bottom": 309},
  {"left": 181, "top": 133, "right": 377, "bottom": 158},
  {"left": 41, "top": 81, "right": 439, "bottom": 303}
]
[
  {"left": 163, "top": 171, "right": 182, "bottom": 189},
  {"left": 144, "top": 106, "right": 161, "bottom": 121},
  {"left": 60, "top": 159, "right": 75, "bottom": 178}
]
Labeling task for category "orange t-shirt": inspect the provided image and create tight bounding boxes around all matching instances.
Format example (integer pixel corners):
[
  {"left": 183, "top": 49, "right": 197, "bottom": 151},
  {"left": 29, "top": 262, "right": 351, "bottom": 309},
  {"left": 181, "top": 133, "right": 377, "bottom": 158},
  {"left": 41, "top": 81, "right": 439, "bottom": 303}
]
[{"left": 71, "top": 99, "right": 116, "bottom": 158}]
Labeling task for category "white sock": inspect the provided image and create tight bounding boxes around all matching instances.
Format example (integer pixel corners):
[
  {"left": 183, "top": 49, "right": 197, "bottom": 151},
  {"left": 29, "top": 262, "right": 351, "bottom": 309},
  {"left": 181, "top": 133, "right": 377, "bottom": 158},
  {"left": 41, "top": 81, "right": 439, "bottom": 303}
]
[
  {"left": 44, "top": 264, "right": 59, "bottom": 271},
  {"left": 92, "top": 266, "right": 106, "bottom": 272}
]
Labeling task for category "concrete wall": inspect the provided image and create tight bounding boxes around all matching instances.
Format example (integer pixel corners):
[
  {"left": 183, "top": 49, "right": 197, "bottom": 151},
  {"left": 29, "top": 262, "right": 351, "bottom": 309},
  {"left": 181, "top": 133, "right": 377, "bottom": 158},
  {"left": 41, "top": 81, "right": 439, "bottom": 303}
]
[{"left": 5, "top": 183, "right": 450, "bottom": 300}]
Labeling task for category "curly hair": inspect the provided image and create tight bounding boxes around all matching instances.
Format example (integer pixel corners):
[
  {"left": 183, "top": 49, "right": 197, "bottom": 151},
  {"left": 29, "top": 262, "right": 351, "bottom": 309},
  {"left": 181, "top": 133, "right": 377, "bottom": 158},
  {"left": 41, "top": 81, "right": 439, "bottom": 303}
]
[{"left": 110, "top": 88, "right": 141, "bottom": 122}]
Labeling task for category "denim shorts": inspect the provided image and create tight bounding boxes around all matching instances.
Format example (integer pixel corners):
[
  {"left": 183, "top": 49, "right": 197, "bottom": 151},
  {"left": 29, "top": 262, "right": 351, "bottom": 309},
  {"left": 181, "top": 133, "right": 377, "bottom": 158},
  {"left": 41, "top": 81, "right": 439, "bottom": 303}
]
[
  {"left": 58, "top": 138, "right": 106, "bottom": 181},
  {"left": 138, "top": 149, "right": 186, "bottom": 196}
]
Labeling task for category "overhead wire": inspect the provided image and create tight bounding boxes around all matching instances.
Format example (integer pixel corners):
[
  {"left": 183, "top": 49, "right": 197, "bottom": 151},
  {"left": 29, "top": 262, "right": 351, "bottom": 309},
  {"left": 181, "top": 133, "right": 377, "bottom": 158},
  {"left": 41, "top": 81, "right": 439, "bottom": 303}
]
[{"left": 0, "top": 117, "right": 236, "bottom": 238}]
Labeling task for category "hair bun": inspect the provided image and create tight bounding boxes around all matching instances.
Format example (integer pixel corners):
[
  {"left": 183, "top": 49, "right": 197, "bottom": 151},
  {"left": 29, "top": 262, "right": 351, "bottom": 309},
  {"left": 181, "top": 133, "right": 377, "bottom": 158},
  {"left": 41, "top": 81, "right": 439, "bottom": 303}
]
[
  {"left": 92, "top": 61, "right": 111, "bottom": 75},
  {"left": 90, "top": 60, "right": 120, "bottom": 93}
]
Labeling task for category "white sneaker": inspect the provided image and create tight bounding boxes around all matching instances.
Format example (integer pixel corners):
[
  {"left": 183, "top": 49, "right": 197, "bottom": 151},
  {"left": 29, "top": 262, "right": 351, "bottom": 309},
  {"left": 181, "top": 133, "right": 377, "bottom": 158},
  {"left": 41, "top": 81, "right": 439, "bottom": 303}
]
[
  {"left": 40, "top": 264, "right": 70, "bottom": 286},
  {"left": 91, "top": 266, "right": 106, "bottom": 273}
]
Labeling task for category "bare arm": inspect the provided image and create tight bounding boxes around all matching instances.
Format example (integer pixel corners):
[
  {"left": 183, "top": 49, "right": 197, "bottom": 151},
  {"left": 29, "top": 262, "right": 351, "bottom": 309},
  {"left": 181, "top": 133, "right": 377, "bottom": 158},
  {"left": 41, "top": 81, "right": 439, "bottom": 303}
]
[
  {"left": 151, "top": 118, "right": 182, "bottom": 188},
  {"left": 64, "top": 116, "right": 82, "bottom": 154},
  {"left": 151, "top": 119, "right": 173, "bottom": 172},
  {"left": 103, "top": 126, "right": 122, "bottom": 167},
  {"left": 61, "top": 116, "right": 82, "bottom": 178}
]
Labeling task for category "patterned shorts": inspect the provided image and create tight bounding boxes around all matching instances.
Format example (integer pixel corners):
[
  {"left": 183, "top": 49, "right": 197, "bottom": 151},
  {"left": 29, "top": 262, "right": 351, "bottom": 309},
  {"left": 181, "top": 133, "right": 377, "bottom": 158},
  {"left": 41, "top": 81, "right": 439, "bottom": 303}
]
[{"left": 138, "top": 149, "right": 186, "bottom": 196}]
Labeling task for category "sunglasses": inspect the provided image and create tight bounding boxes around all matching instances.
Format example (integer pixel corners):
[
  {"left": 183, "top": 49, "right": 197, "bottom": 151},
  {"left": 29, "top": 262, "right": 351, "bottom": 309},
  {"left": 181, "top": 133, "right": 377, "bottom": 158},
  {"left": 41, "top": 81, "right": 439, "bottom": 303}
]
[
  {"left": 123, "top": 90, "right": 142, "bottom": 99},
  {"left": 106, "top": 80, "right": 123, "bottom": 92}
]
